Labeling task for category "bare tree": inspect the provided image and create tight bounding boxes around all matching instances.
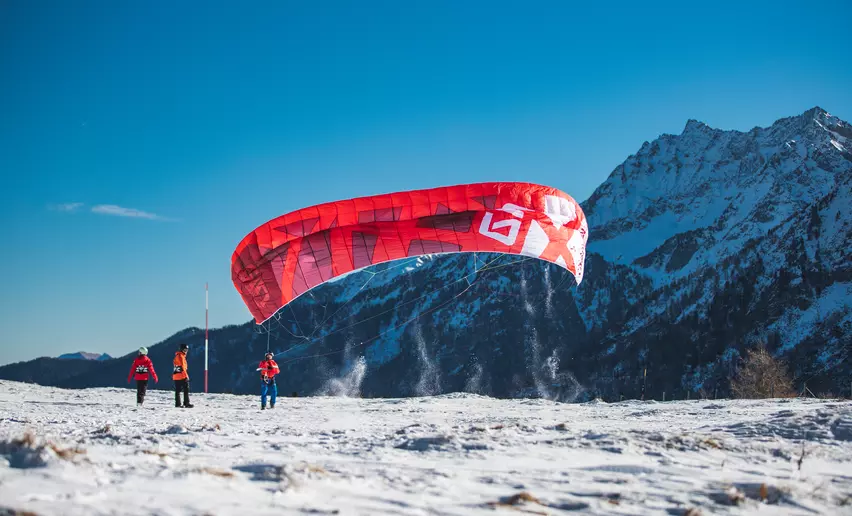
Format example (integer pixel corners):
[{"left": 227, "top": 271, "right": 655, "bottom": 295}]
[{"left": 729, "top": 344, "right": 795, "bottom": 399}]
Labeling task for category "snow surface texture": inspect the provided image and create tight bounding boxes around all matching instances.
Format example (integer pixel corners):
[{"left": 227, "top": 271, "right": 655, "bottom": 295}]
[{"left": 1, "top": 381, "right": 850, "bottom": 515}]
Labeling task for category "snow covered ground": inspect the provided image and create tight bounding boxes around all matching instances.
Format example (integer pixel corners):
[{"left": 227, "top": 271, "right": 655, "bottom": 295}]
[{"left": 1, "top": 380, "right": 850, "bottom": 515}]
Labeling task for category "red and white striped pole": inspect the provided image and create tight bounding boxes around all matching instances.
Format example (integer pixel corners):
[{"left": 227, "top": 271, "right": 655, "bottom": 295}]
[{"left": 204, "top": 282, "right": 209, "bottom": 393}]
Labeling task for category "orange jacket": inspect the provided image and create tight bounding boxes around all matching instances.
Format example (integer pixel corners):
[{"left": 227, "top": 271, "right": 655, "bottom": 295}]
[
  {"left": 258, "top": 359, "right": 279, "bottom": 378},
  {"left": 172, "top": 351, "right": 188, "bottom": 381},
  {"left": 128, "top": 355, "right": 158, "bottom": 382}
]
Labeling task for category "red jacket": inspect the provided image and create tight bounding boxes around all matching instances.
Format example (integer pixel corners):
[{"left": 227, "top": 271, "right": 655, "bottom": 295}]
[
  {"left": 128, "top": 355, "right": 158, "bottom": 382},
  {"left": 258, "top": 359, "right": 279, "bottom": 379}
]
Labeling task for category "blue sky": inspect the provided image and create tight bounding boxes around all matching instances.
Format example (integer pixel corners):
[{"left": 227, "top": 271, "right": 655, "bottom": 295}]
[{"left": 1, "top": 0, "right": 850, "bottom": 365}]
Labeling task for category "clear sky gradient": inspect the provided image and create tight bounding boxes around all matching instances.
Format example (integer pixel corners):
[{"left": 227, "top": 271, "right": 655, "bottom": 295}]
[{"left": 1, "top": 0, "right": 850, "bottom": 365}]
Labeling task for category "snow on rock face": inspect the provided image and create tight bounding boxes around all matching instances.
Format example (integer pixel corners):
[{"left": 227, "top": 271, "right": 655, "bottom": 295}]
[
  {"left": 573, "top": 107, "right": 852, "bottom": 397},
  {"left": 584, "top": 106, "right": 851, "bottom": 279},
  {"left": 0, "top": 380, "right": 850, "bottom": 515}
]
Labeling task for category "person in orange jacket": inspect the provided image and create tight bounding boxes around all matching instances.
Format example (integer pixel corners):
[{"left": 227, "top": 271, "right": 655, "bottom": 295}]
[
  {"left": 127, "top": 347, "right": 158, "bottom": 406},
  {"left": 258, "top": 351, "right": 280, "bottom": 410},
  {"left": 172, "top": 343, "right": 193, "bottom": 408}
]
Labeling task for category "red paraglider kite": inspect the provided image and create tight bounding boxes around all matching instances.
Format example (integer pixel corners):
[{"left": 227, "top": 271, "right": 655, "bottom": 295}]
[{"left": 231, "top": 182, "right": 588, "bottom": 324}]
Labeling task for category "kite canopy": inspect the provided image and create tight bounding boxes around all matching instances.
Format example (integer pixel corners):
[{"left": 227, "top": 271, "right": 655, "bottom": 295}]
[{"left": 231, "top": 182, "right": 588, "bottom": 324}]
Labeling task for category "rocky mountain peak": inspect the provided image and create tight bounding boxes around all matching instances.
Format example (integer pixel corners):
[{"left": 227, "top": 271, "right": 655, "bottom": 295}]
[{"left": 682, "top": 118, "right": 711, "bottom": 134}]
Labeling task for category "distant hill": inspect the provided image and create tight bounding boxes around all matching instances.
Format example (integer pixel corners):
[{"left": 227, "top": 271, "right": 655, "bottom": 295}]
[{"left": 58, "top": 352, "right": 113, "bottom": 361}]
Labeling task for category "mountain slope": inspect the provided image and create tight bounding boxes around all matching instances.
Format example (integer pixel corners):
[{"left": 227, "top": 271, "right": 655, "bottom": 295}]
[
  {"left": 585, "top": 107, "right": 851, "bottom": 282},
  {"left": 576, "top": 106, "right": 851, "bottom": 397}
]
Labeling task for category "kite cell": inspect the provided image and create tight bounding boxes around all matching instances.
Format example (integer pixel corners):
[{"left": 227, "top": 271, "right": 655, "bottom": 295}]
[{"left": 231, "top": 182, "right": 588, "bottom": 324}]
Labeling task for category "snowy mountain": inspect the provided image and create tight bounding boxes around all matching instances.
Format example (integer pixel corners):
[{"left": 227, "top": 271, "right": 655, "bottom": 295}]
[
  {"left": 579, "top": 106, "right": 852, "bottom": 396},
  {"left": 57, "top": 352, "right": 112, "bottom": 361},
  {"left": 1, "top": 107, "right": 849, "bottom": 400},
  {"left": 585, "top": 106, "right": 851, "bottom": 283}
]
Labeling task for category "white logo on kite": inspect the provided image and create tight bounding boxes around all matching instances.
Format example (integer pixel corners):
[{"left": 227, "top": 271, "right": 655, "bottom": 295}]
[
  {"left": 478, "top": 203, "right": 530, "bottom": 245},
  {"left": 478, "top": 197, "right": 586, "bottom": 284}
]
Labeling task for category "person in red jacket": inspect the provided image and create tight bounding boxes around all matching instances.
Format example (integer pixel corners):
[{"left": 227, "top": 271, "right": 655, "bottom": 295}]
[
  {"left": 258, "top": 351, "right": 279, "bottom": 410},
  {"left": 127, "top": 347, "right": 158, "bottom": 406}
]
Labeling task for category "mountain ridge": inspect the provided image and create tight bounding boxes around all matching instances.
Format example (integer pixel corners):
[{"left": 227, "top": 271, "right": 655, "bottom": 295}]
[{"left": 58, "top": 352, "right": 113, "bottom": 361}]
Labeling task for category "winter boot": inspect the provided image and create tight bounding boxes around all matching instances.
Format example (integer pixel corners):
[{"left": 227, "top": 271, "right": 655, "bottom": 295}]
[{"left": 261, "top": 403, "right": 266, "bottom": 410}]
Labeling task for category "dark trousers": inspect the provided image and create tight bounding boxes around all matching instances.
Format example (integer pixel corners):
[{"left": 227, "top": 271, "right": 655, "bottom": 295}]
[
  {"left": 174, "top": 379, "right": 190, "bottom": 406},
  {"left": 136, "top": 379, "right": 148, "bottom": 404}
]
